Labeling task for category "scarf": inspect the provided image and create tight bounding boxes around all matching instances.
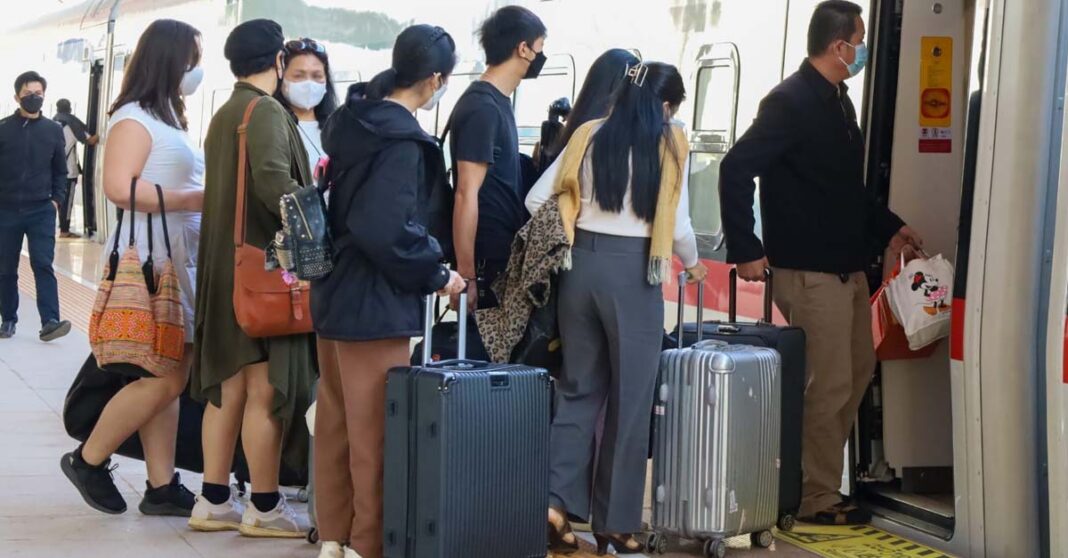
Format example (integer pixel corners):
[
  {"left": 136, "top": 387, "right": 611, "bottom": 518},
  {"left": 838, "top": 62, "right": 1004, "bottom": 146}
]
[{"left": 552, "top": 118, "right": 689, "bottom": 284}]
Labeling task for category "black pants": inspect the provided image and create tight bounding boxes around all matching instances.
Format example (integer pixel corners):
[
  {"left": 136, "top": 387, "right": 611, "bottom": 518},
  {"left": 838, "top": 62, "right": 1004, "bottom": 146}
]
[{"left": 59, "top": 178, "right": 77, "bottom": 233}]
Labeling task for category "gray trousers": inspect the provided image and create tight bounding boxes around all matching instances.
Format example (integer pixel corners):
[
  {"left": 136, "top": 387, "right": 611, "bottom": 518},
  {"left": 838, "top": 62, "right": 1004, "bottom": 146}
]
[{"left": 549, "top": 230, "right": 664, "bottom": 533}]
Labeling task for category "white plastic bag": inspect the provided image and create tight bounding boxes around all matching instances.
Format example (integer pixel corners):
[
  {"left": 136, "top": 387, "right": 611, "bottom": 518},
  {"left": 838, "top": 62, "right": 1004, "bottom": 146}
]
[{"left": 886, "top": 253, "right": 954, "bottom": 351}]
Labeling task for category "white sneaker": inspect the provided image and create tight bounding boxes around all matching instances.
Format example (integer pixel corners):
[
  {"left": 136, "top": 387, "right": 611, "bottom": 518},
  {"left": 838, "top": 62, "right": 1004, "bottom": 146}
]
[
  {"left": 318, "top": 542, "right": 344, "bottom": 558},
  {"left": 188, "top": 493, "right": 246, "bottom": 532},
  {"left": 344, "top": 548, "right": 363, "bottom": 558},
  {"left": 238, "top": 494, "right": 309, "bottom": 538}
]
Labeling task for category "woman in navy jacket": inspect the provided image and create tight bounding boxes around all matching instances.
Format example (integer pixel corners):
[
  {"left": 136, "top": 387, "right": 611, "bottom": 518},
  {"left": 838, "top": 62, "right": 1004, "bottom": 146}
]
[{"left": 308, "top": 24, "right": 465, "bottom": 558}]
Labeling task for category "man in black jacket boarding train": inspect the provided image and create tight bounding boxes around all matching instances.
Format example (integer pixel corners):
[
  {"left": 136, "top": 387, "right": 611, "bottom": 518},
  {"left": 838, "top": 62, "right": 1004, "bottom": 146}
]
[{"left": 719, "top": 0, "right": 923, "bottom": 525}]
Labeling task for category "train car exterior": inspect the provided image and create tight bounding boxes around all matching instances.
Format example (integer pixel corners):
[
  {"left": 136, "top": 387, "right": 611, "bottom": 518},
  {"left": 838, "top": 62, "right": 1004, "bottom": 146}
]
[{"left": 6, "top": 0, "right": 1068, "bottom": 556}]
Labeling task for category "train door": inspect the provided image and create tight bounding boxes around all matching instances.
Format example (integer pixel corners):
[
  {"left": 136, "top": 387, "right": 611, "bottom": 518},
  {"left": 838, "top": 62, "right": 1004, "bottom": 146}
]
[
  {"left": 857, "top": 0, "right": 1055, "bottom": 555},
  {"left": 81, "top": 60, "right": 104, "bottom": 238}
]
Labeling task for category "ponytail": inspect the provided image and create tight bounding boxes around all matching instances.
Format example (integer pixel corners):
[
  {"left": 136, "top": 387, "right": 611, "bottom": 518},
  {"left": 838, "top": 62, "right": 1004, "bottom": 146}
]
[{"left": 364, "top": 68, "right": 398, "bottom": 101}]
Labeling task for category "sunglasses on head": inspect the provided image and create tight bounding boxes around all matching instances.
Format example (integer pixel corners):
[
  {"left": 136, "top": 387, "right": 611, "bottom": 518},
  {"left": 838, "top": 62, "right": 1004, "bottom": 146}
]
[{"left": 285, "top": 38, "right": 326, "bottom": 55}]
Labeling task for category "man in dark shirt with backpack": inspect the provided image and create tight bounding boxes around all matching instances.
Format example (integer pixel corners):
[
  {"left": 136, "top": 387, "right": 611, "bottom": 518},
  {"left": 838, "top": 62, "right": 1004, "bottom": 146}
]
[
  {"left": 448, "top": 5, "right": 547, "bottom": 357},
  {"left": 0, "top": 71, "right": 72, "bottom": 341}
]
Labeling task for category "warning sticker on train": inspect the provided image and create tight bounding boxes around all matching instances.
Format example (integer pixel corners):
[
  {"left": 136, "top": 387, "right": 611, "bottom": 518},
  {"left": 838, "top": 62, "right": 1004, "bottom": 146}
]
[
  {"left": 777, "top": 524, "right": 955, "bottom": 558},
  {"left": 919, "top": 36, "right": 953, "bottom": 153}
]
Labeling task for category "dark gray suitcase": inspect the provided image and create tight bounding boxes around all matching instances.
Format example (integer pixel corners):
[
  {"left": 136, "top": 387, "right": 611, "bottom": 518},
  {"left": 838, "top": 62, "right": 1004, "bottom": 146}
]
[{"left": 383, "top": 293, "right": 551, "bottom": 558}]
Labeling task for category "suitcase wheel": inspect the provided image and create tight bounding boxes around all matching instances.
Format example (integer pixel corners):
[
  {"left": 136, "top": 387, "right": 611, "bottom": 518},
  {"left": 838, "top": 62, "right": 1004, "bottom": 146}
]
[
  {"left": 296, "top": 487, "right": 310, "bottom": 503},
  {"left": 751, "top": 530, "right": 775, "bottom": 549},
  {"left": 645, "top": 532, "right": 668, "bottom": 554},
  {"left": 307, "top": 528, "right": 319, "bottom": 544},
  {"left": 777, "top": 514, "right": 796, "bottom": 532},
  {"left": 704, "top": 538, "right": 727, "bottom": 558}
]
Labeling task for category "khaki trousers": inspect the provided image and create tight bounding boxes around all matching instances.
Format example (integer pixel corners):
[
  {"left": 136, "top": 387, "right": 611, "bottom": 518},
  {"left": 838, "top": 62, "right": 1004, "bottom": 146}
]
[
  {"left": 771, "top": 268, "right": 876, "bottom": 516},
  {"left": 315, "top": 337, "right": 409, "bottom": 557}
]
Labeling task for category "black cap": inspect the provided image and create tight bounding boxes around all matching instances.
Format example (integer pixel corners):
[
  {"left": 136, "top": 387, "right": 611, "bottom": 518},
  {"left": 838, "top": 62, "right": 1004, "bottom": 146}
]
[{"left": 224, "top": 19, "right": 284, "bottom": 64}]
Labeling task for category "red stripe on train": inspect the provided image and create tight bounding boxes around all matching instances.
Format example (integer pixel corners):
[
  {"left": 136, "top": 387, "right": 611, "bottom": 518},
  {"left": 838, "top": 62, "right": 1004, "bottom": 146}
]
[{"left": 950, "top": 297, "right": 965, "bottom": 361}]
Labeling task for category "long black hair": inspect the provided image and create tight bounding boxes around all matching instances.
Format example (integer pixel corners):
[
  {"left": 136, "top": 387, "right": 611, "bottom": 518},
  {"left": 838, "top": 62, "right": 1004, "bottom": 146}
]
[
  {"left": 589, "top": 62, "right": 685, "bottom": 222},
  {"left": 548, "top": 48, "right": 640, "bottom": 160},
  {"left": 109, "top": 19, "right": 201, "bottom": 130},
  {"left": 365, "top": 25, "right": 457, "bottom": 101},
  {"left": 275, "top": 37, "right": 338, "bottom": 128}
]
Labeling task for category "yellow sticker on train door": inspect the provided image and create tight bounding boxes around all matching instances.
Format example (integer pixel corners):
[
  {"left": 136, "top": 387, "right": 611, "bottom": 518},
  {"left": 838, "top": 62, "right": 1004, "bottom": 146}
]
[{"left": 919, "top": 36, "right": 952, "bottom": 152}]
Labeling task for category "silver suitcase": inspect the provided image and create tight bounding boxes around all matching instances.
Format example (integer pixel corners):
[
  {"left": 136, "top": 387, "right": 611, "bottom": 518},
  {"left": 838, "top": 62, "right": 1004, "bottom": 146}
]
[{"left": 648, "top": 279, "right": 781, "bottom": 557}]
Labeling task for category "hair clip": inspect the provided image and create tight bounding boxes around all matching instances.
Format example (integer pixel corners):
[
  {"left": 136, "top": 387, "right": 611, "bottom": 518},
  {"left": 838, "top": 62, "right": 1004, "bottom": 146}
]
[{"left": 626, "top": 63, "right": 649, "bottom": 88}]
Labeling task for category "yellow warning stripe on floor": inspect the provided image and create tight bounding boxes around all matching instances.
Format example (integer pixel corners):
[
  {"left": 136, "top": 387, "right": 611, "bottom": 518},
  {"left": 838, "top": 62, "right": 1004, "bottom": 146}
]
[{"left": 777, "top": 524, "right": 954, "bottom": 558}]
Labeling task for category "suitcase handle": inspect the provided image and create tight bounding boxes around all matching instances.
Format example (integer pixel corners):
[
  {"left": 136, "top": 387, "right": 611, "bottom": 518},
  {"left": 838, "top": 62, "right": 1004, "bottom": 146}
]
[
  {"left": 728, "top": 267, "right": 774, "bottom": 324},
  {"left": 422, "top": 292, "right": 468, "bottom": 366},
  {"left": 676, "top": 271, "right": 705, "bottom": 349}
]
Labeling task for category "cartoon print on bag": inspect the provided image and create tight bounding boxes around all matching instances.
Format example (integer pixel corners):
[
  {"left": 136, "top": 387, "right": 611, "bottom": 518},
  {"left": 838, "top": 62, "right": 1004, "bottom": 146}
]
[{"left": 911, "top": 271, "right": 950, "bottom": 316}]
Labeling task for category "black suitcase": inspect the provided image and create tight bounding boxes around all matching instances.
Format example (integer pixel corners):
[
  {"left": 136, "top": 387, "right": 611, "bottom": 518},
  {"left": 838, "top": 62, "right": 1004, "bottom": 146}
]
[
  {"left": 384, "top": 293, "right": 551, "bottom": 558},
  {"left": 670, "top": 269, "right": 805, "bottom": 531}
]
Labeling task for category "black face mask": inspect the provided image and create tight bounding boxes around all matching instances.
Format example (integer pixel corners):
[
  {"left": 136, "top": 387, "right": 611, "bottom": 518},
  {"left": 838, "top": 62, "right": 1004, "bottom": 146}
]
[
  {"left": 19, "top": 94, "right": 43, "bottom": 115},
  {"left": 523, "top": 50, "right": 547, "bottom": 80}
]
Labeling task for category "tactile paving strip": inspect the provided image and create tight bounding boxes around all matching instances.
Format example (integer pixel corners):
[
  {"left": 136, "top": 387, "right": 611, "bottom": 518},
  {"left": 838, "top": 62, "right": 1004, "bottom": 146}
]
[{"left": 17, "top": 254, "right": 96, "bottom": 333}]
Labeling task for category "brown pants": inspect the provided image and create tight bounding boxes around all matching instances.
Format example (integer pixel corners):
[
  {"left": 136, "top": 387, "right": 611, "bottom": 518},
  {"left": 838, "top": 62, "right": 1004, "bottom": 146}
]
[
  {"left": 771, "top": 268, "right": 876, "bottom": 517},
  {"left": 315, "top": 337, "right": 409, "bottom": 557}
]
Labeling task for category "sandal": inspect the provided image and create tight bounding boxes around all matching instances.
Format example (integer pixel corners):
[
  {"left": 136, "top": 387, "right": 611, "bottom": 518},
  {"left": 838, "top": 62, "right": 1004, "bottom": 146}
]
[
  {"left": 594, "top": 533, "right": 643, "bottom": 555},
  {"left": 800, "top": 501, "right": 872, "bottom": 525},
  {"left": 548, "top": 507, "right": 579, "bottom": 554}
]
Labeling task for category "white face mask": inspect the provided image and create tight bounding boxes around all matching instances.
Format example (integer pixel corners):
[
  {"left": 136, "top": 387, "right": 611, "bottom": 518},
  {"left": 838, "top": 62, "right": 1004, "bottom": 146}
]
[
  {"left": 180, "top": 66, "right": 204, "bottom": 96},
  {"left": 420, "top": 81, "right": 448, "bottom": 112},
  {"left": 283, "top": 79, "right": 328, "bottom": 111}
]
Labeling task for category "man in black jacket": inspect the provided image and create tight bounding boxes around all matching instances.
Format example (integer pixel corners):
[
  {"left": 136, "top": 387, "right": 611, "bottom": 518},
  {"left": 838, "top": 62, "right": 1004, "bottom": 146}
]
[
  {"left": 54, "top": 98, "right": 98, "bottom": 238},
  {"left": 0, "top": 71, "right": 72, "bottom": 341},
  {"left": 719, "top": 1, "right": 922, "bottom": 524}
]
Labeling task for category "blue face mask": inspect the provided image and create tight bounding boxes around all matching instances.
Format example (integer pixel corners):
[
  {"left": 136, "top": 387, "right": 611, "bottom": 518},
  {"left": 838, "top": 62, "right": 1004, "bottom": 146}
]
[{"left": 840, "top": 42, "right": 868, "bottom": 78}]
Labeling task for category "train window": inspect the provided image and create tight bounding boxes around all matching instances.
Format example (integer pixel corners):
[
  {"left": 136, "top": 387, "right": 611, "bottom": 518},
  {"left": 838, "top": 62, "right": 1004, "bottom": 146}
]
[
  {"left": 514, "top": 54, "right": 576, "bottom": 155},
  {"left": 688, "top": 43, "right": 741, "bottom": 261}
]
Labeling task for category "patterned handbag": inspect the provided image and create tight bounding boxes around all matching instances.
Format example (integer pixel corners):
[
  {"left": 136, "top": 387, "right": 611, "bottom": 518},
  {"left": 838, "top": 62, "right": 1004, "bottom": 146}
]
[{"left": 89, "top": 180, "right": 185, "bottom": 377}]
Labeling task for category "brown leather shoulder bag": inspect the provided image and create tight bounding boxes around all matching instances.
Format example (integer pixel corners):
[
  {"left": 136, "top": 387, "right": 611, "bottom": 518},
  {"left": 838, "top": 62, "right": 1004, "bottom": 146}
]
[{"left": 232, "top": 96, "right": 313, "bottom": 338}]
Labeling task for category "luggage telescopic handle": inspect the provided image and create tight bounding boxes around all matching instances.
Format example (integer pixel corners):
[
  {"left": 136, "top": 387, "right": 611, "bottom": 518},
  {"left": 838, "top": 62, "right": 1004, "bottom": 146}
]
[
  {"left": 421, "top": 292, "right": 468, "bottom": 366},
  {"left": 728, "top": 267, "right": 774, "bottom": 324},
  {"left": 676, "top": 271, "right": 705, "bottom": 349}
]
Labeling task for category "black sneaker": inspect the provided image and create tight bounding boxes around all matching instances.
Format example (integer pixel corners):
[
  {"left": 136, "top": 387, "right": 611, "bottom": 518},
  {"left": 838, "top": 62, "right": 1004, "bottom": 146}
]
[
  {"left": 0, "top": 321, "right": 14, "bottom": 339},
  {"left": 40, "top": 319, "right": 71, "bottom": 342},
  {"left": 60, "top": 450, "right": 127, "bottom": 514},
  {"left": 139, "top": 472, "right": 196, "bottom": 517}
]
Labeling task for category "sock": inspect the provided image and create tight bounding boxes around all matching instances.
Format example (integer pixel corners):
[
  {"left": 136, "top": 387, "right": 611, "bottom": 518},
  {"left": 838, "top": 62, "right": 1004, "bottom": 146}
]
[
  {"left": 201, "top": 482, "right": 231, "bottom": 505},
  {"left": 251, "top": 491, "right": 281, "bottom": 513}
]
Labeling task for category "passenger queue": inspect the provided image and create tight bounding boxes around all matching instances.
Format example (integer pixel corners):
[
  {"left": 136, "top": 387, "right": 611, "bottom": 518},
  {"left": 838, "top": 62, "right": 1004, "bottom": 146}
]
[{"left": 0, "top": 1, "right": 928, "bottom": 557}]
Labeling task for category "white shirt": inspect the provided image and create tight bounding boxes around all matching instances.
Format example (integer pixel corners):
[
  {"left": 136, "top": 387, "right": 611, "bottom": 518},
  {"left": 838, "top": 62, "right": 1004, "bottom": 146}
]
[
  {"left": 525, "top": 131, "right": 700, "bottom": 268},
  {"left": 297, "top": 120, "right": 324, "bottom": 174},
  {"left": 104, "top": 102, "right": 205, "bottom": 342}
]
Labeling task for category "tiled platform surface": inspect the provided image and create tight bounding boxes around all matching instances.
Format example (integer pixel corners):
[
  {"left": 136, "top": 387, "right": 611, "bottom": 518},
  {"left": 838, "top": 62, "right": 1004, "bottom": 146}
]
[{"left": 0, "top": 242, "right": 816, "bottom": 558}]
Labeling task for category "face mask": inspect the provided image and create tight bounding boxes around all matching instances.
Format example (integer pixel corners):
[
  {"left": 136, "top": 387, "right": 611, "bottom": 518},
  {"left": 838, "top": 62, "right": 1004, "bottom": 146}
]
[
  {"left": 283, "top": 79, "right": 328, "bottom": 110},
  {"left": 523, "top": 50, "right": 547, "bottom": 80},
  {"left": 180, "top": 66, "right": 204, "bottom": 96},
  {"left": 420, "top": 81, "right": 448, "bottom": 111},
  {"left": 19, "top": 94, "right": 43, "bottom": 114},
  {"left": 839, "top": 42, "right": 869, "bottom": 78}
]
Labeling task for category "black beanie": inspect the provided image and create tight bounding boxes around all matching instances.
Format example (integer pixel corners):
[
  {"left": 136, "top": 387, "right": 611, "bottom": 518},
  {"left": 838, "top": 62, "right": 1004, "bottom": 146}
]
[{"left": 224, "top": 19, "right": 284, "bottom": 66}]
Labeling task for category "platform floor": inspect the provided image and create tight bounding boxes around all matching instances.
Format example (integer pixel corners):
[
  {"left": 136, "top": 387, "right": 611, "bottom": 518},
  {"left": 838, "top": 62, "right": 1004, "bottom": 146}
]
[{"left": 0, "top": 239, "right": 819, "bottom": 558}]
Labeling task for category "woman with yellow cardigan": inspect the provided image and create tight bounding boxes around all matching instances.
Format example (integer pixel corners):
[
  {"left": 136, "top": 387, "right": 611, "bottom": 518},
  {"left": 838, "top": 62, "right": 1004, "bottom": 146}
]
[{"left": 525, "top": 61, "right": 707, "bottom": 555}]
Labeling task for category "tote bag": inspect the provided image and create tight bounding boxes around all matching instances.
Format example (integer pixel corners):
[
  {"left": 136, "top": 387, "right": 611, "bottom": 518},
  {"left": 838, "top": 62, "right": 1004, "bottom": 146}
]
[
  {"left": 89, "top": 180, "right": 184, "bottom": 377},
  {"left": 871, "top": 254, "right": 939, "bottom": 360},
  {"left": 886, "top": 253, "right": 954, "bottom": 351}
]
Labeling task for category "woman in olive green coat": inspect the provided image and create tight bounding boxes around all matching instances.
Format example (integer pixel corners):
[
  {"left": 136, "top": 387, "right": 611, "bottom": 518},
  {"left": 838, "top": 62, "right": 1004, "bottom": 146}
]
[{"left": 189, "top": 19, "right": 315, "bottom": 538}]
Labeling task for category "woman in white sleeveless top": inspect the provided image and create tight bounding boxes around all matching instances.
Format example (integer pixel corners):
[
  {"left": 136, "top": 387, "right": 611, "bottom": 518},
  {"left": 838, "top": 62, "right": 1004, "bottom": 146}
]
[{"left": 60, "top": 19, "right": 206, "bottom": 518}]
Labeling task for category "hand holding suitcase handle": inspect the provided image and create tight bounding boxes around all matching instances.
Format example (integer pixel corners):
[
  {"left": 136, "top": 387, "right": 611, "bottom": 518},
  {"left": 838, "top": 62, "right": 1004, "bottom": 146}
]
[{"left": 728, "top": 267, "right": 774, "bottom": 324}]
